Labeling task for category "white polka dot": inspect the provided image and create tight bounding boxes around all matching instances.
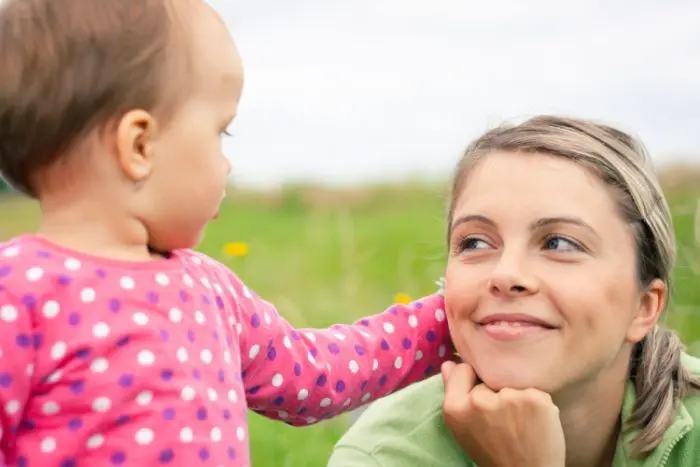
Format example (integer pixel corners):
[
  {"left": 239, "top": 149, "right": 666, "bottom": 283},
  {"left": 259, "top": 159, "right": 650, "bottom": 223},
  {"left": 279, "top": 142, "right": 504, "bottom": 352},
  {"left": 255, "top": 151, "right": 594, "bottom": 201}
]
[
  {"left": 271, "top": 374, "right": 283, "bottom": 387},
  {"left": 176, "top": 347, "right": 188, "bottom": 363},
  {"left": 439, "top": 345, "right": 446, "bottom": 358},
  {"left": 26, "top": 363, "right": 34, "bottom": 377},
  {"left": 137, "top": 350, "right": 155, "bottom": 366},
  {"left": 135, "top": 428, "right": 154, "bottom": 445},
  {"left": 306, "top": 417, "right": 317, "bottom": 424},
  {"left": 349, "top": 360, "right": 359, "bottom": 374},
  {"left": 47, "top": 370, "right": 62, "bottom": 384},
  {"left": 2, "top": 246, "right": 19, "bottom": 257},
  {"left": 183, "top": 274, "right": 194, "bottom": 287},
  {"left": 120, "top": 276, "right": 135, "bottom": 290},
  {"left": 236, "top": 323, "right": 243, "bottom": 335},
  {"left": 42, "top": 401, "right": 60, "bottom": 415},
  {"left": 223, "top": 350, "right": 231, "bottom": 364},
  {"left": 40, "top": 436, "right": 56, "bottom": 453},
  {"left": 92, "top": 322, "right": 110, "bottom": 339},
  {"left": 236, "top": 427, "right": 245, "bottom": 441},
  {"left": 228, "top": 389, "right": 237, "bottom": 403},
  {"left": 81, "top": 288, "right": 96, "bottom": 303},
  {"left": 25, "top": 267, "right": 43, "bottom": 282},
  {"left": 207, "top": 388, "right": 218, "bottom": 402},
  {"left": 372, "top": 359, "right": 379, "bottom": 371},
  {"left": 132, "top": 312, "right": 149, "bottom": 326},
  {"left": 180, "top": 427, "right": 193, "bottom": 443},
  {"left": 169, "top": 308, "right": 183, "bottom": 323},
  {"left": 415, "top": 350, "right": 424, "bottom": 361},
  {"left": 86, "top": 434, "right": 104, "bottom": 449},
  {"left": 320, "top": 398, "right": 331, "bottom": 408},
  {"left": 298, "top": 389, "right": 309, "bottom": 401},
  {"left": 50, "top": 341, "right": 67, "bottom": 360},
  {"left": 1, "top": 305, "right": 17, "bottom": 322},
  {"left": 264, "top": 312, "right": 271, "bottom": 325},
  {"left": 216, "top": 313, "right": 223, "bottom": 327},
  {"left": 383, "top": 323, "right": 395, "bottom": 334},
  {"left": 333, "top": 332, "right": 346, "bottom": 340},
  {"left": 194, "top": 311, "right": 206, "bottom": 325},
  {"left": 304, "top": 332, "right": 316, "bottom": 342},
  {"left": 210, "top": 427, "right": 222, "bottom": 442},
  {"left": 181, "top": 386, "right": 196, "bottom": 401},
  {"left": 362, "top": 393, "right": 372, "bottom": 403},
  {"left": 249, "top": 345, "right": 260, "bottom": 360},
  {"left": 200, "top": 277, "right": 211, "bottom": 289},
  {"left": 200, "top": 349, "right": 213, "bottom": 364},
  {"left": 42, "top": 301, "right": 60, "bottom": 319},
  {"left": 214, "top": 283, "right": 223, "bottom": 294},
  {"left": 91, "top": 357, "right": 109, "bottom": 373},
  {"left": 243, "top": 286, "right": 252, "bottom": 298},
  {"left": 64, "top": 258, "right": 81, "bottom": 271},
  {"left": 92, "top": 397, "right": 111, "bottom": 412},
  {"left": 408, "top": 315, "right": 418, "bottom": 328},
  {"left": 5, "top": 400, "right": 20, "bottom": 415},
  {"left": 395, "top": 357, "right": 403, "bottom": 369},
  {"left": 283, "top": 336, "right": 292, "bottom": 349},
  {"left": 435, "top": 308, "right": 446, "bottom": 322},
  {"left": 155, "top": 273, "right": 169, "bottom": 286},
  {"left": 278, "top": 411, "right": 289, "bottom": 419},
  {"left": 191, "top": 256, "right": 202, "bottom": 265},
  {"left": 136, "top": 391, "right": 153, "bottom": 406}
]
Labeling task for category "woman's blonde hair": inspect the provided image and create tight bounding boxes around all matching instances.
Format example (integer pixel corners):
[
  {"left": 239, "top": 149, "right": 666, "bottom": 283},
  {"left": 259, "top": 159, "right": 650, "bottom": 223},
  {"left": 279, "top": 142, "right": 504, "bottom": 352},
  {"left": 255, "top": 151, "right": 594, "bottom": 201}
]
[{"left": 447, "top": 115, "right": 700, "bottom": 457}]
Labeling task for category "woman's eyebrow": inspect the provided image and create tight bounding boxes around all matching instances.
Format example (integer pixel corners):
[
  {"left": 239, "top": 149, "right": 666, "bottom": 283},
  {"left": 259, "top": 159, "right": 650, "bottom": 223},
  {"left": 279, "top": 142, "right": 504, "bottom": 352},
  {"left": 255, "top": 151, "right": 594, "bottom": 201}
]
[{"left": 451, "top": 214, "right": 599, "bottom": 238}]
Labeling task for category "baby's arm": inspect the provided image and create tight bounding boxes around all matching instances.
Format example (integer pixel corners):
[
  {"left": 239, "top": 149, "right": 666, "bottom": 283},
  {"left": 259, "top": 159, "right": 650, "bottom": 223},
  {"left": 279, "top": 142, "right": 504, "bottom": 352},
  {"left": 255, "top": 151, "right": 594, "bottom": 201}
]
[
  {"left": 232, "top": 277, "right": 454, "bottom": 426},
  {"left": 0, "top": 288, "right": 35, "bottom": 461}
]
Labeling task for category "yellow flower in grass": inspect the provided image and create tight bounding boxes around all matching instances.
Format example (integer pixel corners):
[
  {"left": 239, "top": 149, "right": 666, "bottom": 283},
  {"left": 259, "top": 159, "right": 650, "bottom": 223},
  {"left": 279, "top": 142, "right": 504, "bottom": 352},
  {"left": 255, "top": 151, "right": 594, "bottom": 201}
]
[
  {"left": 223, "top": 241, "right": 249, "bottom": 257},
  {"left": 393, "top": 293, "right": 412, "bottom": 305}
]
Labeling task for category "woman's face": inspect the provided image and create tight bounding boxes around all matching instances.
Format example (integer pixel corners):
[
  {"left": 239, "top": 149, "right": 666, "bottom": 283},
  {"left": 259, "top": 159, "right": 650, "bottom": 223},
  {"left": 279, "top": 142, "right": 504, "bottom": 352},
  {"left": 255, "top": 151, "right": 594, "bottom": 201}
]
[{"left": 444, "top": 151, "right": 665, "bottom": 399}]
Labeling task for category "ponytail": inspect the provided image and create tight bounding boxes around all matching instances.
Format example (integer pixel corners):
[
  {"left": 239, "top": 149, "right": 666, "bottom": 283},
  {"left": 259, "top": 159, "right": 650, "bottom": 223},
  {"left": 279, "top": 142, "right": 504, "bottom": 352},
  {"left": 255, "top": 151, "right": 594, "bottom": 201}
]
[{"left": 626, "top": 326, "right": 700, "bottom": 456}]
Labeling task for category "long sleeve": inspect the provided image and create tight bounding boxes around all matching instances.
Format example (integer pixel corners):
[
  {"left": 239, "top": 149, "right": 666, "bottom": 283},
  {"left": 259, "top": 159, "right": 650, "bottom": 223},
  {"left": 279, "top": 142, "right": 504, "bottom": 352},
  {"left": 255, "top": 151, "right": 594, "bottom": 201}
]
[
  {"left": 231, "top": 276, "right": 453, "bottom": 426},
  {"left": 0, "top": 287, "right": 35, "bottom": 462}
]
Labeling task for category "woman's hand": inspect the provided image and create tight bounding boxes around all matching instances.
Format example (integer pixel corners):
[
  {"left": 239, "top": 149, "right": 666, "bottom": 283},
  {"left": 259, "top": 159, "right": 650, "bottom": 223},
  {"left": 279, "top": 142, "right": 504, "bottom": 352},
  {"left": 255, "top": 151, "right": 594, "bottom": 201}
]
[{"left": 441, "top": 361, "right": 566, "bottom": 467}]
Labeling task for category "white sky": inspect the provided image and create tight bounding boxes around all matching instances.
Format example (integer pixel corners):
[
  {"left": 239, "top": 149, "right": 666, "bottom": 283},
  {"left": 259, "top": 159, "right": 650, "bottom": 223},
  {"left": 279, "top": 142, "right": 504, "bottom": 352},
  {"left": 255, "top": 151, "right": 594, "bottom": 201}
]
[{"left": 207, "top": 0, "right": 700, "bottom": 188}]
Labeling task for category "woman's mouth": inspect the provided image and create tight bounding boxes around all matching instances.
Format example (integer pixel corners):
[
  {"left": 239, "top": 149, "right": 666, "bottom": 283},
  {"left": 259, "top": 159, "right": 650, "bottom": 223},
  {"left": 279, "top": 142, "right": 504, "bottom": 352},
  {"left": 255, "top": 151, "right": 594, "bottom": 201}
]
[{"left": 476, "top": 314, "right": 558, "bottom": 341}]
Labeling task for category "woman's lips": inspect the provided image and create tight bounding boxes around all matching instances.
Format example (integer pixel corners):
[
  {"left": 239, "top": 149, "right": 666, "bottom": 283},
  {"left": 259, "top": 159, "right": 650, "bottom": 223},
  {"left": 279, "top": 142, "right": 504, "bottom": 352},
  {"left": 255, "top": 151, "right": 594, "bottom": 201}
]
[{"left": 476, "top": 313, "right": 558, "bottom": 341}]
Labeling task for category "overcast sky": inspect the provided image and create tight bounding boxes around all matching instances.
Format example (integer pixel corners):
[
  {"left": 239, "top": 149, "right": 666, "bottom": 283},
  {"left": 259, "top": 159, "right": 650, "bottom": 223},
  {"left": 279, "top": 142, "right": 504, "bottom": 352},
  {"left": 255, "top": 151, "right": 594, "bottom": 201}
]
[{"left": 207, "top": 0, "right": 700, "bottom": 188}]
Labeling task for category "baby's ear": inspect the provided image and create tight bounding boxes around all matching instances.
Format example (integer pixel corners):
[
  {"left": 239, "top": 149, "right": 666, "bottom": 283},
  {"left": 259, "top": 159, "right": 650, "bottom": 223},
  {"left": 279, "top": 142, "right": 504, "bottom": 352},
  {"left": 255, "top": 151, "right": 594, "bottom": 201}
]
[{"left": 115, "top": 109, "right": 157, "bottom": 182}]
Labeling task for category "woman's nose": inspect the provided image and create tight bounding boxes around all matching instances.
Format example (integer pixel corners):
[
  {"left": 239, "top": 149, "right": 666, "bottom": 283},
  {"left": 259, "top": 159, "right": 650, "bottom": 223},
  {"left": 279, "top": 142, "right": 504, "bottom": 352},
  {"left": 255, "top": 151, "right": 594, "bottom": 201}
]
[{"left": 488, "top": 253, "right": 538, "bottom": 298}]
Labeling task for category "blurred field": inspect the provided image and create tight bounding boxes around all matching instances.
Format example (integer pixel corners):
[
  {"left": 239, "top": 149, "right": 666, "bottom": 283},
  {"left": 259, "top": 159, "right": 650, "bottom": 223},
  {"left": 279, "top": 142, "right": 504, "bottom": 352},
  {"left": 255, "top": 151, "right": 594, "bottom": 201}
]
[{"left": 1, "top": 175, "right": 699, "bottom": 466}]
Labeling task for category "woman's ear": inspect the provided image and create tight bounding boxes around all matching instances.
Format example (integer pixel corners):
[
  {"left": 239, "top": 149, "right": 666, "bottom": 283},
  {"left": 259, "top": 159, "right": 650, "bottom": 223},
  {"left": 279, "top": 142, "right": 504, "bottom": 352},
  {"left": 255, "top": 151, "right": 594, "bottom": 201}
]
[{"left": 625, "top": 278, "right": 666, "bottom": 344}]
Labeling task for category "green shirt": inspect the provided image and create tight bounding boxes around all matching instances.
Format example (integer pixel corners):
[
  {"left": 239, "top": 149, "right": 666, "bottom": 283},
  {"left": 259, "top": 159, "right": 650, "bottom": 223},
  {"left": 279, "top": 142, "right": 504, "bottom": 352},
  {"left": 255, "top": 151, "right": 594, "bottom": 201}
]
[{"left": 328, "top": 354, "right": 700, "bottom": 467}]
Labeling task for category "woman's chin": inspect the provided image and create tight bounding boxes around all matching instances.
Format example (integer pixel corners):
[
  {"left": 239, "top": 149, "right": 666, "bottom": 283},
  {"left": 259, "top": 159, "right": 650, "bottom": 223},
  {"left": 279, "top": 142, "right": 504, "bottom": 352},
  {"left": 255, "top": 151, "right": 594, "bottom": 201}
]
[{"left": 476, "top": 368, "right": 552, "bottom": 393}]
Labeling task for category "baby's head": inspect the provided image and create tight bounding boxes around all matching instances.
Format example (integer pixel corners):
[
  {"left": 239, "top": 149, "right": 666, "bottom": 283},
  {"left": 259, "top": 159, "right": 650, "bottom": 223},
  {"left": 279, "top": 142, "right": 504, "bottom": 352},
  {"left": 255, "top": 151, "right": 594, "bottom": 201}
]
[{"left": 0, "top": 0, "right": 242, "bottom": 251}]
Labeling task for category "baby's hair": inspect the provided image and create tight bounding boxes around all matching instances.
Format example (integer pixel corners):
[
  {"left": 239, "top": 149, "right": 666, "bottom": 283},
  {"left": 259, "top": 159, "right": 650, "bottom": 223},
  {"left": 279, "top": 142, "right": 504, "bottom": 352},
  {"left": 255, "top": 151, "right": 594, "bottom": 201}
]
[{"left": 0, "top": 0, "right": 196, "bottom": 197}]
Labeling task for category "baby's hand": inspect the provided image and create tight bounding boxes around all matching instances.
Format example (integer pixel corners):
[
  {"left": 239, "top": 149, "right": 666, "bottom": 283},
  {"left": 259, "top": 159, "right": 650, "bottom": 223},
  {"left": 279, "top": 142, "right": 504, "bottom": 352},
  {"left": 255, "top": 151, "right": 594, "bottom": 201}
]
[{"left": 441, "top": 362, "right": 566, "bottom": 467}]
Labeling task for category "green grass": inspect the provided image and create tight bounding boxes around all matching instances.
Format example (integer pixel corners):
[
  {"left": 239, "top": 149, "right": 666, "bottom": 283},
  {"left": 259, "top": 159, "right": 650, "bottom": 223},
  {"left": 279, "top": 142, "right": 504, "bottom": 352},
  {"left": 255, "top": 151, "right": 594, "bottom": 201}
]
[{"left": 1, "top": 180, "right": 699, "bottom": 466}]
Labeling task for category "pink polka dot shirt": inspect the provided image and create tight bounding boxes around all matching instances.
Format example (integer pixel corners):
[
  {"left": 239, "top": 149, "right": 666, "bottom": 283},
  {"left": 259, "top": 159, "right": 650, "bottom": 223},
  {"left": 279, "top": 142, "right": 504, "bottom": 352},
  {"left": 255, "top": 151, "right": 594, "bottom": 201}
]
[{"left": 0, "top": 235, "right": 453, "bottom": 466}]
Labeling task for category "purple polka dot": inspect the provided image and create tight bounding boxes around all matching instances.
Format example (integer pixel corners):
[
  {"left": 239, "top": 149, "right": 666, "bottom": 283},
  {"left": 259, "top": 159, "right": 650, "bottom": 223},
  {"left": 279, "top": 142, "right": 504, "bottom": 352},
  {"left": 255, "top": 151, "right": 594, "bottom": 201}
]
[
  {"left": 212, "top": 331, "right": 220, "bottom": 342},
  {"left": 111, "top": 451, "right": 126, "bottom": 464},
  {"left": 20, "top": 419, "right": 35, "bottom": 431},
  {"left": 179, "top": 290, "right": 189, "bottom": 302},
  {"left": 291, "top": 331, "right": 301, "bottom": 340},
  {"left": 68, "top": 418, "right": 82, "bottom": 431},
  {"left": 297, "top": 407, "right": 308, "bottom": 415},
  {"left": 201, "top": 295, "right": 211, "bottom": 305},
  {"left": 187, "top": 330, "right": 195, "bottom": 342},
  {"left": 360, "top": 380, "right": 369, "bottom": 391},
  {"left": 147, "top": 292, "right": 159, "bottom": 304},
  {"left": 163, "top": 408, "right": 176, "bottom": 420},
  {"left": 118, "top": 374, "right": 133, "bottom": 388},
  {"left": 218, "top": 369, "right": 225, "bottom": 382},
  {"left": 402, "top": 338, "right": 412, "bottom": 349},
  {"left": 267, "top": 346, "right": 277, "bottom": 361},
  {"left": 198, "top": 448, "right": 209, "bottom": 461},
  {"left": 116, "top": 415, "right": 129, "bottom": 425},
  {"left": 215, "top": 296, "right": 225, "bottom": 309},
  {"left": 0, "top": 266, "right": 11, "bottom": 277},
  {"left": 76, "top": 348, "right": 91, "bottom": 359},
  {"left": 222, "top": 409, "right": 231, "bottom": 420},
  {"left": 192, "top": 369, "right": 201, "bottom": 380},
  {"left": 22, "top": 294, "right": 36, "bottom": 310},
  {"left": 0, "top": 373, "right": 12, "bottom": 388},
  {"left": 61, "top": 459, "right": 77, "bottom": 467},
  {"left": 58, "top": 275, "right": 72, "bottom": 285},
  {"left": 37, "top": 251, "right": 51, "bottom": 258},
  {"left": 32, "top": 333, "right": 43, "bottom": 349},
  {"left": 328, "top": 343, "right": 341, "bottom": 355},
  {"left": 197, "top": 407, "right": 207, "bottom": 420},
  {"left": 309, "top": 348, "right": 319, "bottom": 357},
  {"left": 109, "top": 299, "right": 121, "bottom": 312},
  {"left": 293, "top": 363, "right": 302, "bottom": 376},
  {"left": 389, "top": 306, "right": 399, "bottom": 315},
  {"left": 426, "top": 331, "right": 436, "bottom": 342},
  {"left": 70, "top": 381, "right": 85, "bottom": 394},
  {"left": 227, "top": 447, "right": 237, "bottom": 459},
  {"left": 68, "top": 312, "right": 81, "bottom": 326},
  {"left": 316, "top": 374, "right": 327, "bottom": 387},
  {"left": 16, "top": 334, "right": 30, "bottom": 348},
  {"left": 360, "top": 319, "right": 370, "bottom": 326},
  {"left": 424, "top": 365, "right": 434, "bottom": 376},
  {"left": 161, "top": 369, "right": 173, "bottom": 381},
  {"left": 96, "top": 268, "right": 107, "bottom": 278},
  {"left": 354, "top": 345, "right": 366, "bottom": 356},
  {"left": 415, "top": 301, "right": 423, "bottom": 309},
  {"left": 381, "top": 339, "right": 390, "bottom": 351},
  {"left": 247, "top": 385, "right": 261, "bottom": 394},
  {"left": 251, "top": 314, "right": 261, "bottom": 328},
  {"left": 273, "top": 396, "right": 284, "bottom": 406},
  {"left": 116, "top": 336, "right": 130, "bottom": 347},
  {"left": 159, "top": 449, "right": 174, "bottom": 463},
  {"left": 335, "top": 380, "right": 346, "bottom": 392},
  {"left": 379, "top": 375, "right": 388, "bottom": 386},
  {"left": 160, "top": 330, "right": 169, "bottom": 342},
  {"left": 226, "top": 335, "right": 233, "bottom": 345},
  {"left": 17, "top": 456, "right": 28, "bottom": 467}
]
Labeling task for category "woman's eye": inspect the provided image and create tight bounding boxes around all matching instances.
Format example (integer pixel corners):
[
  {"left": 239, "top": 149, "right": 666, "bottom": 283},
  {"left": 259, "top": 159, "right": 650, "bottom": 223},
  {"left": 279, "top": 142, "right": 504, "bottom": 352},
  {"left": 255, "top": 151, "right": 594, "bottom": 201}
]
[
  {"left": 461, "top": 237, "right": 492, "bottom": 251},
  {"left": 544, "top": 236, "right": 582, "bottom": 252}
]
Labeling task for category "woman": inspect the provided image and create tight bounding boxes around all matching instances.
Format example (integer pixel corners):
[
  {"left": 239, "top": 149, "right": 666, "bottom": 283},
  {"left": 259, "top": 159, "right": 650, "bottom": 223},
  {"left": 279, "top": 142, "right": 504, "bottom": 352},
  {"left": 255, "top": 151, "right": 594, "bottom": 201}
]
[{"left": 328, "top": 115, "right": 700, "bottom": 466}]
